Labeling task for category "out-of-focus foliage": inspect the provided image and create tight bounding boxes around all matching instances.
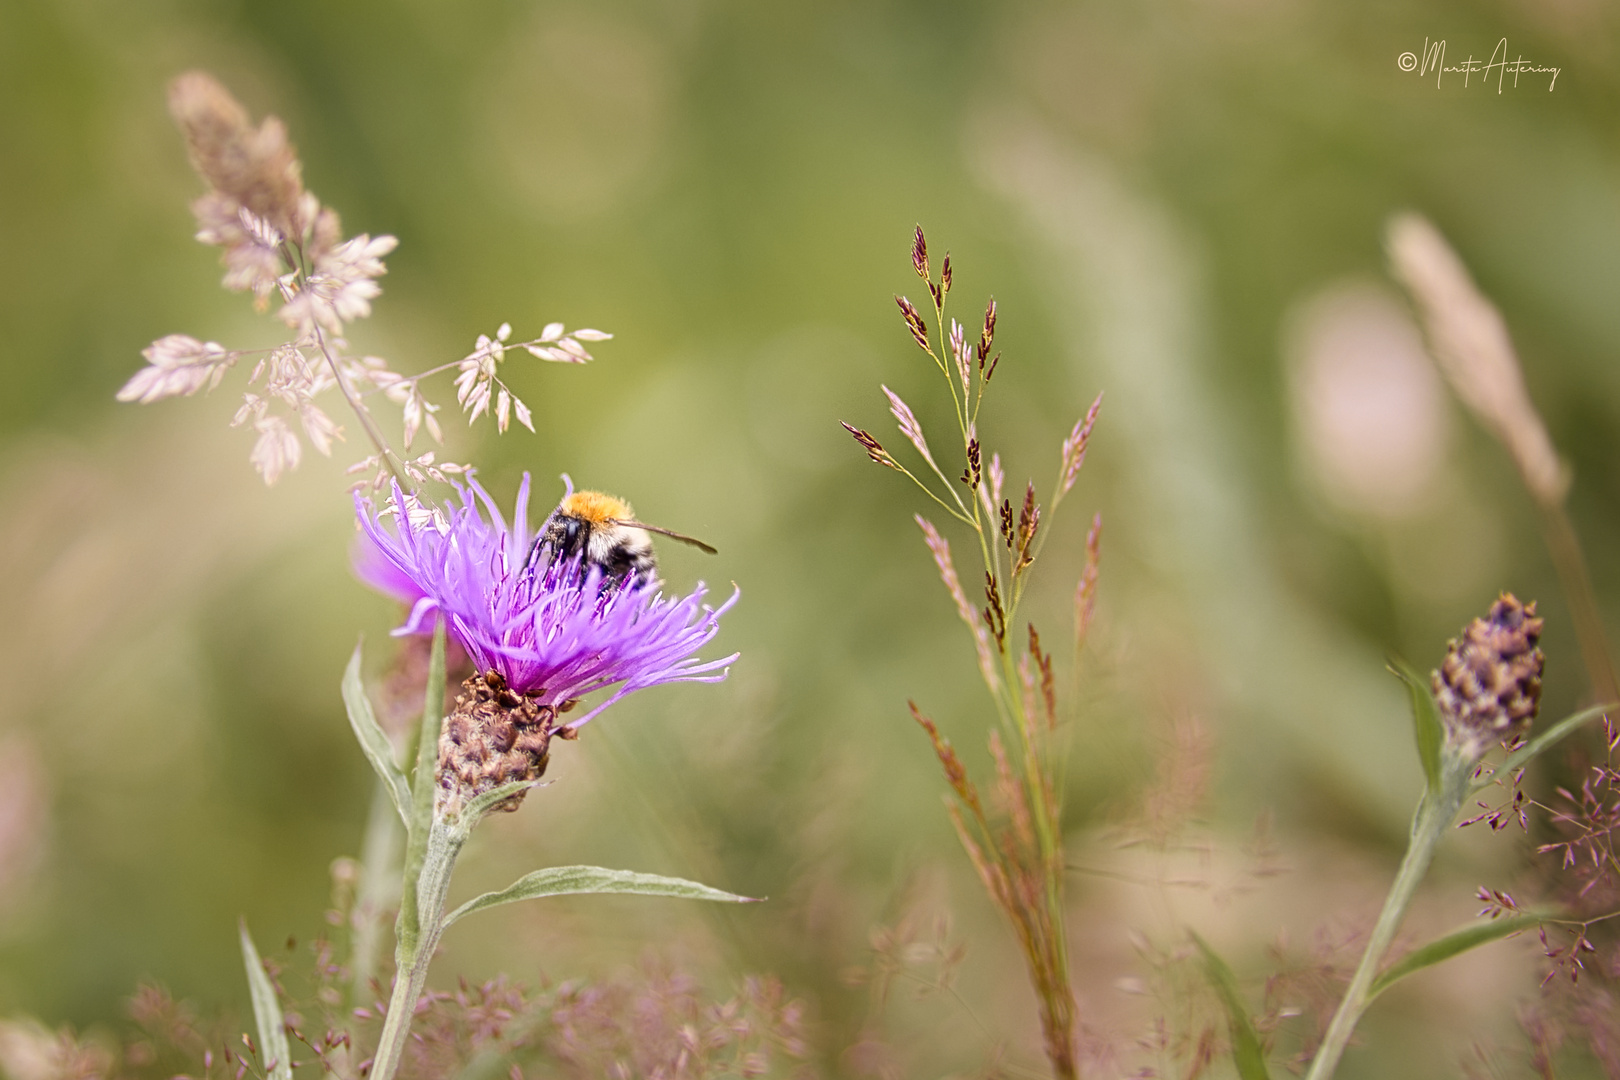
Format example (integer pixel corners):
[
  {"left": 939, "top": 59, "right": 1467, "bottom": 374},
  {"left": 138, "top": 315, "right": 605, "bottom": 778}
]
[{"left": 1, "top": 0, "right": 1617, "bottom": 1076}]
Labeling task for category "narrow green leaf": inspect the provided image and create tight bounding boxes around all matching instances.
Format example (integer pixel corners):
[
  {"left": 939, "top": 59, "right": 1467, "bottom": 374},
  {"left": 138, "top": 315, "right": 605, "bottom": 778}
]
[
  {"left": 238, "top": 921, "right": 293, "bottom": 1080},
  {"left": 399, "top": 620, "right": 448, "bottom": 956},
  {"left": 1491, "top": 704, "right": 1614, "bottom": 784},
  {"left": 1190, "top": 932, "right": 1271, "bottom": 1080},
  {"left": 442, "top": 865, "right": 760, "bottom": 929},
  {"left": 458, "top": 779, "right": 538, "bottom": 825},
  {"left": 342, "top": 642, "right": 411, "bottom": 829},
  {"left": 1369, "top": 913, "right": 1545, "bottom": 1000},
  {"left": 1388, "top": 658, "right": 1443, "bottom": 793}
]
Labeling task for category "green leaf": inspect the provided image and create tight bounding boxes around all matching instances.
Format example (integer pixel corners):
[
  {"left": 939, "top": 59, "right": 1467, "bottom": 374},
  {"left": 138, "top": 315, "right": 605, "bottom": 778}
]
[
  {"left": 1491, "top": 704, "right": 1614, "bottom": 784},
  {"left": 1369, "top": 913, "right": 1545, "bottom": 1000},
  {"left": 399, "top": 620, "right": 448, "bottom": 957},
  {"left": 1388, "top": 658, "right": 1443, "bottom": 793},
  {"left": 342, "top": 642, "right": 411, "bottom": 829},
  {"left": 238, "top": 920, "right": 293, "bottom": 1080},
  {"left": 1190, "top": 932, "right": 1271, "bottom": 1080},
  {"left": 457, "top": 779, "right": 538, "bottom": 826},
  {"left": 442, "top": 865, "right": 760, "bottom": 929}
]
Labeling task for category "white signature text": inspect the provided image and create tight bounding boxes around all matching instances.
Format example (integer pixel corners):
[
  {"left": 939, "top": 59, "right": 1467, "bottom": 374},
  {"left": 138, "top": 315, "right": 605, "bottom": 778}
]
[{"left": 1397, "top": 38, "right": 1560, "bottom": 91}]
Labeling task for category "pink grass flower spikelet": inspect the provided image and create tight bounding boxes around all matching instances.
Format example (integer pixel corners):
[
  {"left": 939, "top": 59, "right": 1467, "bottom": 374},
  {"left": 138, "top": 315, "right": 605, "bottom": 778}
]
[
  {"left": 915, "top": 515, "right": 999, "bottom": 690},
  {"left": 882, "top": 385, "right": 935, "bottom": 467},
  {"left": 117, "top": 334, "right": 239, "bottom": 403},
  {"left": 354, "top": 475, "right": 738, "bottom": 733},
  {"left": 949, "top": 319, "right": 971, "bottom": 400},
  {"left": 1059, "top": 392, "right": 1104, "bottom": 497},
  {"left": 280, "top": 233, "right": 398, "bottom": 334}
]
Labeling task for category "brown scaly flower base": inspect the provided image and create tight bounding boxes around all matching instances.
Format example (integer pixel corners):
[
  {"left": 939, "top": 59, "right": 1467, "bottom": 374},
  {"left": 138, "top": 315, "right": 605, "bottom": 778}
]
[{"left": 437, "top": 671, "right": 575, "bottom": 815}]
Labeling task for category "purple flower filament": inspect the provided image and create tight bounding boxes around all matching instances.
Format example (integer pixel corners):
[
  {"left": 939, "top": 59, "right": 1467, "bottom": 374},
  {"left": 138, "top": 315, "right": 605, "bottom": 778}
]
[{"left": 355, "top": 475, "right": 737, "bottom": 730}]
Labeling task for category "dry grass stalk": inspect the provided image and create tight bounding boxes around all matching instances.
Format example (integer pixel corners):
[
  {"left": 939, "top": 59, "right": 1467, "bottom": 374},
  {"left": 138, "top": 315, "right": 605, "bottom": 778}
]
[
  {"left": 1388, "top": 213, "right": 1619, "bottom": 709},
  {"left": 1386, "top": 213, "right": 1565, "bottom": 506}
]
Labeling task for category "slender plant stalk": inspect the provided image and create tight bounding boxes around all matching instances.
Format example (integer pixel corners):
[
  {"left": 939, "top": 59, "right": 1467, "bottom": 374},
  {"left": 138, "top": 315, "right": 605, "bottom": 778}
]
[
  {"left": 369, "top": 817, "right": 468, "bottom": 1080},
  {"left": 1305, "top": 752, "right": 1472, "bottom": 1080},
  {"left": 1539, "top": 502, "right": 1620, "bottom": 707},
  {"left": 310, "top": 321, "right": 413, "bottom": 492}
]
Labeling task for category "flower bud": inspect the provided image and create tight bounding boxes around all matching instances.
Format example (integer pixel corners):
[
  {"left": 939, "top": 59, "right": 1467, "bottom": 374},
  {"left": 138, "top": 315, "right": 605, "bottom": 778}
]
[{"left": 1432, "top": 594, "right": 1544, "bottom": 755}]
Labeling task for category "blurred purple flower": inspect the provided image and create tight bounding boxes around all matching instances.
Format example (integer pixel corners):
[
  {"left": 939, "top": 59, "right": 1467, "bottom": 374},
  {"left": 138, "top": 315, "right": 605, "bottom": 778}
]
[{"left": 354, "top": 475, "right": 737, "bottom": 730}]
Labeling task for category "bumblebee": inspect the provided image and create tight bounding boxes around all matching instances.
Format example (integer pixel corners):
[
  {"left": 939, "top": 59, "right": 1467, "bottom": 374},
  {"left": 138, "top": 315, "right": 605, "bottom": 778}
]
[{"left": 530, "top": 489, "right": 716, "bottom": 591}]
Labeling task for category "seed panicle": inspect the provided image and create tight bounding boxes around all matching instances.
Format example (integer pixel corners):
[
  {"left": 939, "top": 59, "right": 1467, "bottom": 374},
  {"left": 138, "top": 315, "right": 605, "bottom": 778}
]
[
  {"left": 910, "top": 701, "right": 982, "bottom": 815},
  {"left": 982, "top": 571, "right": 1007, "bottom": 651},
  {"left": 1059, "top": 393, "right": 1104, "bottom": 497},
  {"left": 1014, "top": 482, "right": 1040, "bottom": 574},
  {"left": 1075, "top": 514, "right": 1102, "bottom": 652},
  {"left": 978, "top": 300, "right": 997, "bottom": 366},
  {"left": 130, "top": 73, "right": 606, "bottom": 489}
]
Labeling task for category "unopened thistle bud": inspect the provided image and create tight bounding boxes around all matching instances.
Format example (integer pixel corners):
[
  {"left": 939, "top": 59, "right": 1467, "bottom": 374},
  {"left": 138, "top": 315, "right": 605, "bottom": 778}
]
[
  {"left": 438, "top": 671, "right": 560, "bottom": 815},
  {"left": 1432, "top": 594, "right": 1545, "bottom": 756}
]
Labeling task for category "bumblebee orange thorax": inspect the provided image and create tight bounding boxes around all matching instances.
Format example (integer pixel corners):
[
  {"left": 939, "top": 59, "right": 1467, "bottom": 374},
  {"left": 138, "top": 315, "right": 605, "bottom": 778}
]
[{"left": 559, "top": 490, "right": 632, "bottom": 524}]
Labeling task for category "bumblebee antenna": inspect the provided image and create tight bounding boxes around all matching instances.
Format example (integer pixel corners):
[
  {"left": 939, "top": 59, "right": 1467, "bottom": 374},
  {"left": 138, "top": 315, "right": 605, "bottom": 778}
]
[{"left": 613, "top": 520, "right": 718, "bottom": 555}]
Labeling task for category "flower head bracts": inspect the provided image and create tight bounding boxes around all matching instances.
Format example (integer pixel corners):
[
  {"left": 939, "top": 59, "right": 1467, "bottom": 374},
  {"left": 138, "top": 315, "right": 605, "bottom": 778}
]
[
  {"left": 355, "top": 475, "right": 737, "bottom": 731},
  {"left": 1433, "top": 593, "right": 1545, "bottom": 758}
]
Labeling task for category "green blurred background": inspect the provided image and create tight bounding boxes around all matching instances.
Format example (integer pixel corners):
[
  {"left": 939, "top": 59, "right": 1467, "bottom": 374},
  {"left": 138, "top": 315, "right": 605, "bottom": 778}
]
[{"left": 2, "top": 0, "right": 1618, "bottom": 1075}]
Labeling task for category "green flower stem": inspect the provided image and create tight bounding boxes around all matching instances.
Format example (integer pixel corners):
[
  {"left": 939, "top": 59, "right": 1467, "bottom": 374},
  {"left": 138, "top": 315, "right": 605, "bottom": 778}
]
[
  {"left": 370, "top": 814, "right": 468, "bottom": 1080},
  {"left": 1304, "top": 750, "right": 1473, "bottom": 1080}
]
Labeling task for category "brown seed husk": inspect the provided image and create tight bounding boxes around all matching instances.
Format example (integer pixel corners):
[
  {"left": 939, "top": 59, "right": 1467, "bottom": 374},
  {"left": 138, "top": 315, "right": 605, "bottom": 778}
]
[
  {"left": 437, "top": 670, "right": 559, "bottom": 815},
  {"left": 1432, "top": 594, "right": 1544, "bottom": 753},
  {"left": 167, "top": 71, "right": 306, "bottom": 236}
]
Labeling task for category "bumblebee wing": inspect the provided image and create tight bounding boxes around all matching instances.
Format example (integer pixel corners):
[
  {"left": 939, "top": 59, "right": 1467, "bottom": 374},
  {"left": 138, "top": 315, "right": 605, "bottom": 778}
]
[{"left": 613, "top": 520, "right": 718, "bottom": 555}]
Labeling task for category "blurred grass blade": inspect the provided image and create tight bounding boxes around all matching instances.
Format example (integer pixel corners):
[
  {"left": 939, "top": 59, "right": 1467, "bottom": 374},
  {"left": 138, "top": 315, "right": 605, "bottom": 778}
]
[
  {"left": 400, "top": 621, "right": 447, "bottom": 954},
  {"left": 1492, "top": 703, "right": 1613, "bottom": 783},
  {"left": 347, "top": 779, "right": 404, "bottom": 1004},
  {"left": 1369, "top": 913, "right": 1544, "bottom": 1001},
  {"left": 442, "top": 865, "right": 759, "bottom": 929},
  {"left": 1191, "top": 932, "right": 1271, "bottom": 1080},
  {"left": 238, "top": 920, "right": 293, "bottom": 1080},
  {"left": 342, "top": 641, "right": 411, "bottom": 828},
  {"left": 1388, "top": 658, "right": 1442, "bottom": 793}
]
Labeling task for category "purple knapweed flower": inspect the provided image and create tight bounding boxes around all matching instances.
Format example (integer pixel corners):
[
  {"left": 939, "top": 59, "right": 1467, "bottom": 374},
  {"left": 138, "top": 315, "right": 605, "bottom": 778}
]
[
  {"left": 355, "top": 475, "right": 737, "bottom": 813},
  {"left": 355, "top": 475, "right": 738, "bottom": 731}
]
